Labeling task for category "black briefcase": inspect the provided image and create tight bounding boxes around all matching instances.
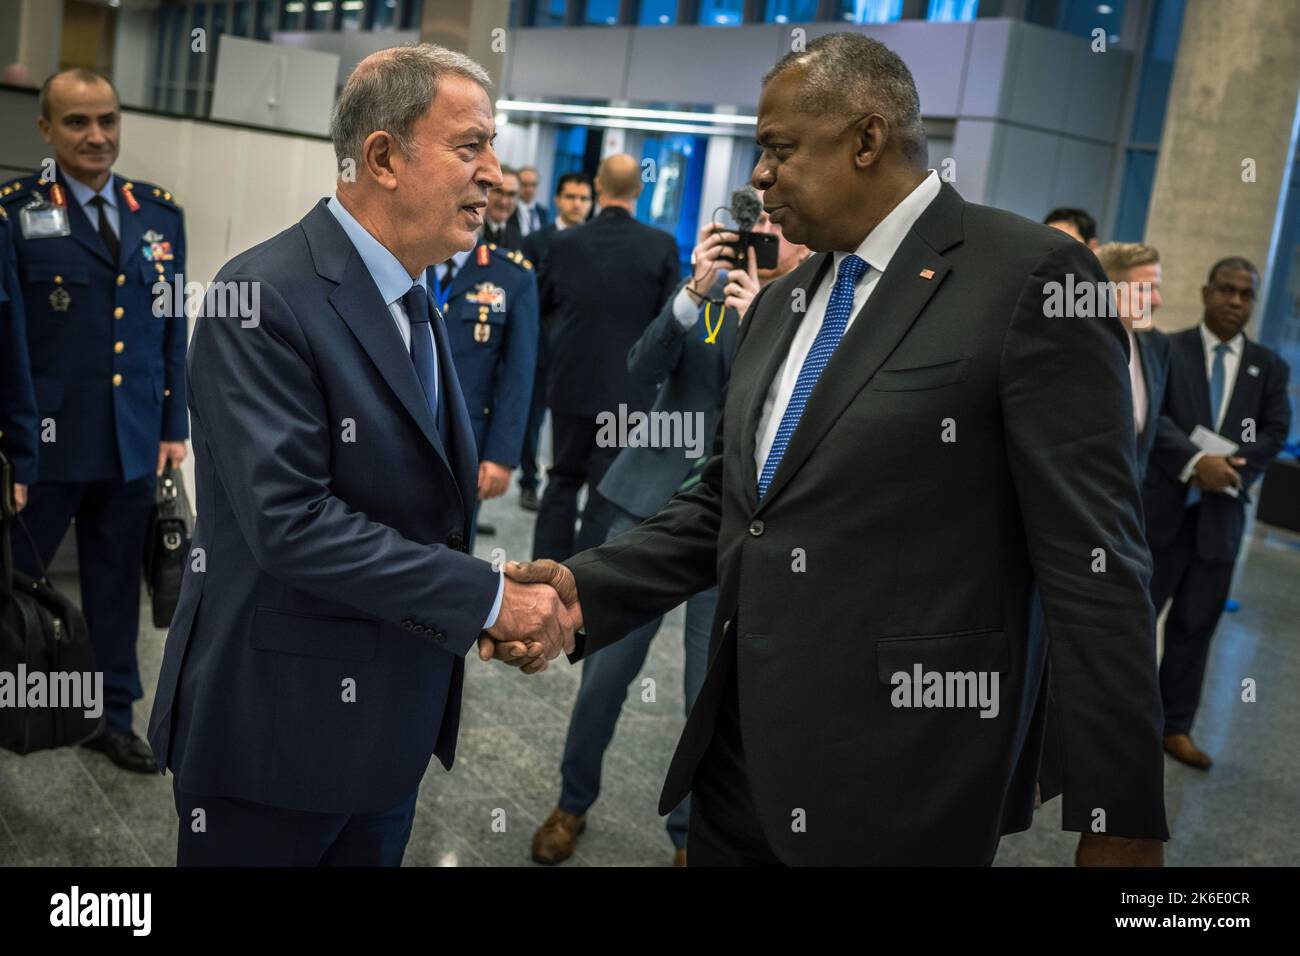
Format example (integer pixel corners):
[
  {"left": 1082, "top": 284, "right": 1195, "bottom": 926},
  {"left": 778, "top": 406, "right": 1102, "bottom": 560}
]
[
  {"left": 0, "top": 451, "right": 102, "bottom": 755},
  {"left": 143, "top": 462, "right": 194, "bottom": 629},
  {"left": 1256, "top": 457, "right": 1300, "bottom": 534}
]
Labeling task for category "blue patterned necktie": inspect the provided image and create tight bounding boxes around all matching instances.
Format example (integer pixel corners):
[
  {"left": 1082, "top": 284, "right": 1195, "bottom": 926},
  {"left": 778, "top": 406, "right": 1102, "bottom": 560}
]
[
  {"left": 401, "top": 283, "right": 446, "bottom": 435},
  {"left": 1188, "top": 342, "right": 1230, "bottom": 507},
  {"left": 758, "top": 253, "right": 869, "bottom": 499}
]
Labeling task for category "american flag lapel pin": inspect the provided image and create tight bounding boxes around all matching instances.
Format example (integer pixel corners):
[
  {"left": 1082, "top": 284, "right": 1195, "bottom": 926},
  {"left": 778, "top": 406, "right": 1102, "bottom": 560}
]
[{"left": 919, "top": 268, "right": 935, "bottom": 280}]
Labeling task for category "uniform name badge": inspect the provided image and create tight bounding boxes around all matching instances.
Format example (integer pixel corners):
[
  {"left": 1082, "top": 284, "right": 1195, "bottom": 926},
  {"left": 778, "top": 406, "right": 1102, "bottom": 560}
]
[{"left": 19, "top": 199, "right": 71, "bottom": 239}]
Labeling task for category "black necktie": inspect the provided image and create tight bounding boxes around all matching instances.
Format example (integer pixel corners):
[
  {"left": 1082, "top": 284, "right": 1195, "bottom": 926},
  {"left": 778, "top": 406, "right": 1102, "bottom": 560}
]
[
  {"left": 439, "top": 259, "right": 456, "bottom": 297},
  {"left": 89, "top": 195, "right": 119, "bottom": 262}
]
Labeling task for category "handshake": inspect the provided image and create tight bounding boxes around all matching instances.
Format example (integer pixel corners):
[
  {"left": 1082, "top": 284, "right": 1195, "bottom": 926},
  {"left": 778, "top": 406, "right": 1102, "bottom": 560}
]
[{"left": 476, "top": 560, "right": 583, "bottom": 675}]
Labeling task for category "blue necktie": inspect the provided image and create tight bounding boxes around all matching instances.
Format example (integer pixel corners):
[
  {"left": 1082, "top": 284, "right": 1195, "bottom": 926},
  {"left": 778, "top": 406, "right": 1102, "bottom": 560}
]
[
  {"left": 401, "top": 283, "right": 446, "bottom": 435},
  {"left": 1188, "top": 342, "right": 1230, "bottom": 507},
  {"left": 758, "top": 253, "right": 868, "bottom": 499}
]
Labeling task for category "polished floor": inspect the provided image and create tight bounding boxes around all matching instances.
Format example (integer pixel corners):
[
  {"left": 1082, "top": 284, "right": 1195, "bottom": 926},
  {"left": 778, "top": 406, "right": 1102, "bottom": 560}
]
[{"left": 1, "top": 470, "right": 1298, "bottom": 866}]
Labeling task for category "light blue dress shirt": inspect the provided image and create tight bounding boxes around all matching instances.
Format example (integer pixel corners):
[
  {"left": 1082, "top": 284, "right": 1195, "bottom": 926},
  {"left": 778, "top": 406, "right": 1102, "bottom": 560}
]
[
  {"left": 326, "top": 195, "right": 503, "bottom": 630},
  {"left": 62, "top": 167, "right": 119, "bottom": 238}
]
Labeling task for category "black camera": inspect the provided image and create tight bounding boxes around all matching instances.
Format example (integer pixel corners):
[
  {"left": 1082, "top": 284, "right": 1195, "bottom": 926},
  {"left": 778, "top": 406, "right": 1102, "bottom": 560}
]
[{"left": 715, "top": 187, "right": 779, "bottom": 270}]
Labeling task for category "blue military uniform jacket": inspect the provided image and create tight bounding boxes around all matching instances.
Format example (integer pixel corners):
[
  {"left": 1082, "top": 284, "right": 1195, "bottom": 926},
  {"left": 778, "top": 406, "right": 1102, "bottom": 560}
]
[
  {"left": 0, "top": 207, "right": 38, "bottom": 485},
  {"left": 0, "top": 172, "right": 188, "bottom": 484},
  {"left": 431, "top": 242, "right": 538, "bottom": 468}
]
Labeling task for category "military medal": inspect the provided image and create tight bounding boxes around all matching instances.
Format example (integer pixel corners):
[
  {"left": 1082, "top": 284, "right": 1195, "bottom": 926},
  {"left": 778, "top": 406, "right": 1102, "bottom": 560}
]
[
  {"left": 474, "top": 322, "right": 491, "bottom": 343},
  {"left": 18, "top": 179, "right": 71, "bottom": 239},
  {"left": 468, "top": 281, "right": 506, "bottom": 312},
  {"left": 49, "top": 287, "right": 71, "bottom": 311}
]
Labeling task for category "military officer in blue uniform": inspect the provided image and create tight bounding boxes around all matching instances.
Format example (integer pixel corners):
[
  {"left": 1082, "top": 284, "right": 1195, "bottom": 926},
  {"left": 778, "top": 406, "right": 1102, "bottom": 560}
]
[
  {"left": 429, "top": 240, "right": 538, "bottom": 544},
  {"left": 0, "top": 68, "right": 188, "bottom": 772},
  {"left": 0, "top": 205, "right": 38, "bottom": 510}
]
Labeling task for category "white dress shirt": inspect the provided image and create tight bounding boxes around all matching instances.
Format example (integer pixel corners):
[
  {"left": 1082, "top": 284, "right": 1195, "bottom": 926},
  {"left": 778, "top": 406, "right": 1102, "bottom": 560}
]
[
  {"left": 1178, "top": 323, "right": 1246, "bottom": 482},
  {"left": 1127, "top": 328, "right": 1148, "bottom": 435},
  {"left": 754, "top": 170, "right": 942, "bottom": 477}
]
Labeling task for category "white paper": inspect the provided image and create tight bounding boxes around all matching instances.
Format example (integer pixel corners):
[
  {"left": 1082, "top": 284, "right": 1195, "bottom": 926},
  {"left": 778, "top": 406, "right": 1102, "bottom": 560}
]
[{"left": 1189, "top": 426, "right": 1241, "bottom": 497}]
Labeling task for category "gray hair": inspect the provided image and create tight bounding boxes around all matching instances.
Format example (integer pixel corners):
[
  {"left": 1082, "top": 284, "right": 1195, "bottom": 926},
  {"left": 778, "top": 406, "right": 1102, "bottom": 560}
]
[
  {"left": 330, "top": 42, "right": 492, "bottom": 167},
  {"left": 763, "top": 32, "right": 927, "bottom": 166}
]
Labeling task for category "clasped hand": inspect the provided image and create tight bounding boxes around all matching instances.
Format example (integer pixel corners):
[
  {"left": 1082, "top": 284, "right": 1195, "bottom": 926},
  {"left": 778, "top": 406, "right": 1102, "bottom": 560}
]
[{"left": 477, "top": 560, "right": 583, "bottom": 675}]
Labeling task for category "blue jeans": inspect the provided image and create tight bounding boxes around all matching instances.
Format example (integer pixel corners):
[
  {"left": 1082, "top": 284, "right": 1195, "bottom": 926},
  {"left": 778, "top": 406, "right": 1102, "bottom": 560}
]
[{"left": 557, "top": 506, "right": 714, "bottom": 850}]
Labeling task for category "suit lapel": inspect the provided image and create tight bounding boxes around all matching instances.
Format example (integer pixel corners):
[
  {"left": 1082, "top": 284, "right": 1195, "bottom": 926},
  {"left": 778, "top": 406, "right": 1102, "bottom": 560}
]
[
  {"left": 1220, "top": 337, "right": 1261, "bottom": 441},
  {"left": 1180, "top": 329, "right": 1213, "bottom": 428},
  {"left": 307, "top": 203, "right": 456, "bottom": 481},
  {"left": 753, "top": 185, "right": 962, "bottom": 513},
  {"left": 739, "top": 252, "right": 832, "bottom": 510}
]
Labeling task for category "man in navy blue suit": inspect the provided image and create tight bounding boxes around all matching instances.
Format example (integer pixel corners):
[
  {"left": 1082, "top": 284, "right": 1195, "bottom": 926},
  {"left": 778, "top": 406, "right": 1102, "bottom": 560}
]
[
  {"left": 2, "top": 69, "right": 188, "bottom": 772},
  {"left": 147, "top": 44, "right": 573, "bottom": 866},
  {"left": 1143, "top": 257, "right": 1291, "bottom": 769},
  {"left": 0, "top": 207, "right": 37, "bottom": 509}
]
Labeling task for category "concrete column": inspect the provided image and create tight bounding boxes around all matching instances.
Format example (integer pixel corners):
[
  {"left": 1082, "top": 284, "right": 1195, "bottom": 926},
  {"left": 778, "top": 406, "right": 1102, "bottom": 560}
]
[
  {"left": 1143, "top": 0, "right": 1300, "bottom": 333},
  {"left": 421, "top": 0, "right": 511, "bottom": 93}
]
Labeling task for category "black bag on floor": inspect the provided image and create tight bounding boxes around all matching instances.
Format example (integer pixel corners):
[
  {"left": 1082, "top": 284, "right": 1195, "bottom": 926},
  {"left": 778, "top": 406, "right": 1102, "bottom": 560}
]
[
  {"left": 0, "top": 451, "right": 102, "bottom": 755},
  {"left": 143, "top": 461, "right": 193, "bottom": 629}
]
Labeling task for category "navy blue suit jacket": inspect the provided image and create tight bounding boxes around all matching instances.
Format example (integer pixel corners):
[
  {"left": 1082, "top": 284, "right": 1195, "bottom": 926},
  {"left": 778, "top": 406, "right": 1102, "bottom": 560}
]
[
  {"left": 148, "top": 199, "right": 499, "bottom": 814},
  {"left": 0, "top": 210, "right": 38, "bottom": 485},
  {"left": 433, "top": 243, "right": 538, "bottom": 468},
  {"left": 0, "top": 173, "right": 187, "bottom": 483},
  {"left": 1143, "top": 326, "right": 1292, "bottom": 562}
]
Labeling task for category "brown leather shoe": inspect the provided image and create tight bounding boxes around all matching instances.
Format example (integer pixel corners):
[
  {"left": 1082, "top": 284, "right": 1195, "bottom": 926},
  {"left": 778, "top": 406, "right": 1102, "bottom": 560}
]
[
  {"left": 1164, "top": 733, "right": 1213, "bottom": 769},
  {"left": 531, "top": 808, "right": 586, "bottom": 864},
  {"left": 673, "top": 848, "right": 687, "bottom": 867}
]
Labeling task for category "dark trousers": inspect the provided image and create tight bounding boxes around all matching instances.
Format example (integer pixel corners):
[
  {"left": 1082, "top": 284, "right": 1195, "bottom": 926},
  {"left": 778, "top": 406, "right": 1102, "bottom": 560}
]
[
  {"left": 557, "top": 505, "right": 714, "bottom": 849},
  {"left": 173, "top": 780, "right": 418, "bottom": 866},
  {"left": 687, "top": 650, "right": 784, "bottom": 867},
  {"left": 1149, "top": 503, "right": 1235, "bottom": 736},
  {"left": 13, "top": 476, "right": 155, "bottom": 735},
  {"left": 519, "top": 361, "right": 548, "bottom": 493},
  {"left": 531, "top": 412, "right": 619, "bottom": 562}
]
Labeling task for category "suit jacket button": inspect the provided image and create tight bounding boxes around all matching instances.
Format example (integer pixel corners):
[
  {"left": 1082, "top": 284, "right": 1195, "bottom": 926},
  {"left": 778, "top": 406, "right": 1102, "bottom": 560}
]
[
  {"left": 401, "top": 618, "right": 413, "bottom": 628},
  {"left": 433, "top": 632, "right": 446, "bottom": 643},
  {"left": 448, "top": 532, "right": 464, "bottom": 551},
  {"left": 748, "top": 520, "right": 764, "bottom": 537}
]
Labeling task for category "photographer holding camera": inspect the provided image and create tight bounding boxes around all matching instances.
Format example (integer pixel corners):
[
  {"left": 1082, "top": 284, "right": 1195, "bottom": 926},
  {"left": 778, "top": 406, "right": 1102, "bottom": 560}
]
[{"left": 530, "top": 196, "right": 808, "bottom": 866}]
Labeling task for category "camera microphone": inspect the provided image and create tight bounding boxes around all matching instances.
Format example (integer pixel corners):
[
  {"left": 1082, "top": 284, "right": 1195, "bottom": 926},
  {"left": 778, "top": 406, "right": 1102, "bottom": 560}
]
[{"left": 730, "top": 186, "right": 763, "bottom": 232}]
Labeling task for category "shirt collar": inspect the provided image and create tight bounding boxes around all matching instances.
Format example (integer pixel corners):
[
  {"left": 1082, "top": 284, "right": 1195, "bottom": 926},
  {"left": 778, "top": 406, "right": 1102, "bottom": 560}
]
[
  {"left": 327, "top": 194, "right": 426, "bottom": 306},
  {"left": 448, "top": 247, "right": 472, "bottom": 269},
  {"left": 61, "top": 168, "right": 117, "bottom": 211},
  {"left": 1199, "top": 322, "right": 1243, "bottom": 357},
  {"left": 834, "top": 169, "right": 942, "bottom": 277}
]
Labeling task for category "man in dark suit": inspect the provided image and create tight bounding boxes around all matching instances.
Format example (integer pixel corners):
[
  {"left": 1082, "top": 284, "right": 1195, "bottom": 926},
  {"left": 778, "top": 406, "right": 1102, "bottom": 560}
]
[
  {"left": 2, "top": 68, "right": 188, "bottom": 772},
  {"left": 1095, "top": 242, "right": 1172, "bottom": 479},
  {"left": 531, "top": 154, "right": 679, "bottom": 561},
  {"left": 147, "top": 44, "right": 572, "bottom": 866},
  {"left": 517, "top": 172, "right": 593, "bottom": 510},
  {"left": 1142, "top": 257, "right": 1292, "bottom": 770},
  {"left": 514, "top": 165, "right": 550, "bottom": 237},
  {"left": 499, "top": 33, "right": 1167, "bottom": 865},
  {"left": 482, "top": 165, "right": 524, "bottom": 251}
]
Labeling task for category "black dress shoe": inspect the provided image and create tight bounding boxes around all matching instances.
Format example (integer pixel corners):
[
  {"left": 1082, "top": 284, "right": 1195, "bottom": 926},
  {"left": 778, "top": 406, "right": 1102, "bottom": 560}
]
[
  {"left": 476, "top": 521, "right": 497, "bottom": 536},
  {"left": 81, "top": 729, "right": 158, "bottom": 774},
  {"left": 519, "top": 488, "right": 539, "bottom": 512}
]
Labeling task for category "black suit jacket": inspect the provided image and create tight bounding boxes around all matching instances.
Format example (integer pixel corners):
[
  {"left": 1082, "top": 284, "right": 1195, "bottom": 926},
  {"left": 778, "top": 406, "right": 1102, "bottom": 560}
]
[
  {"left": 1143, "top": 327, "right": 1292, "bottom": 562},
  {"left": 542, "top": 207, "right": 679, "bottom": 416},
  {"left": 563, "top": 183, "right": 1168, "bottom": 865}
]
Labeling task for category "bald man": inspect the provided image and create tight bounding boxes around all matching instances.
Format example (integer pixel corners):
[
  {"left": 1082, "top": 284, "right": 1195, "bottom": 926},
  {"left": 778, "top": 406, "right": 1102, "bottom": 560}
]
[{"left": 531, "top": 154, "right": 680, "bottom": 562}]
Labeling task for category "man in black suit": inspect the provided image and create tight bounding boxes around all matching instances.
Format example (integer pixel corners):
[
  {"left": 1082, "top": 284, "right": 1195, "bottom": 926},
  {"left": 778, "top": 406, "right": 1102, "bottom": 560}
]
[
  {"left": 530, "top": 154, "right": 679, "bottom": 561},
  {"left": 482, "top": 165, "right": 524, "bottom": 251},
  {"left": 497, "top": 33, "right": 1167, "bottom": 865},
  {"left": 517, "top": 172, "right": 594, "bottom": 510},
  {"left": 1143, "top": 257, "right": 1292, "bottom": 770},
  {"left": 514, "top": 165, "right": 551, "bottom": 237}
]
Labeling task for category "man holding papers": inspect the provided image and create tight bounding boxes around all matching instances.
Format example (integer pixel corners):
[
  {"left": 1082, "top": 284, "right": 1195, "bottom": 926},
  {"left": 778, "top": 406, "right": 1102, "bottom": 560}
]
[{"left": 1143, "top": 257, "right": 1292, "bottom": 769}]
